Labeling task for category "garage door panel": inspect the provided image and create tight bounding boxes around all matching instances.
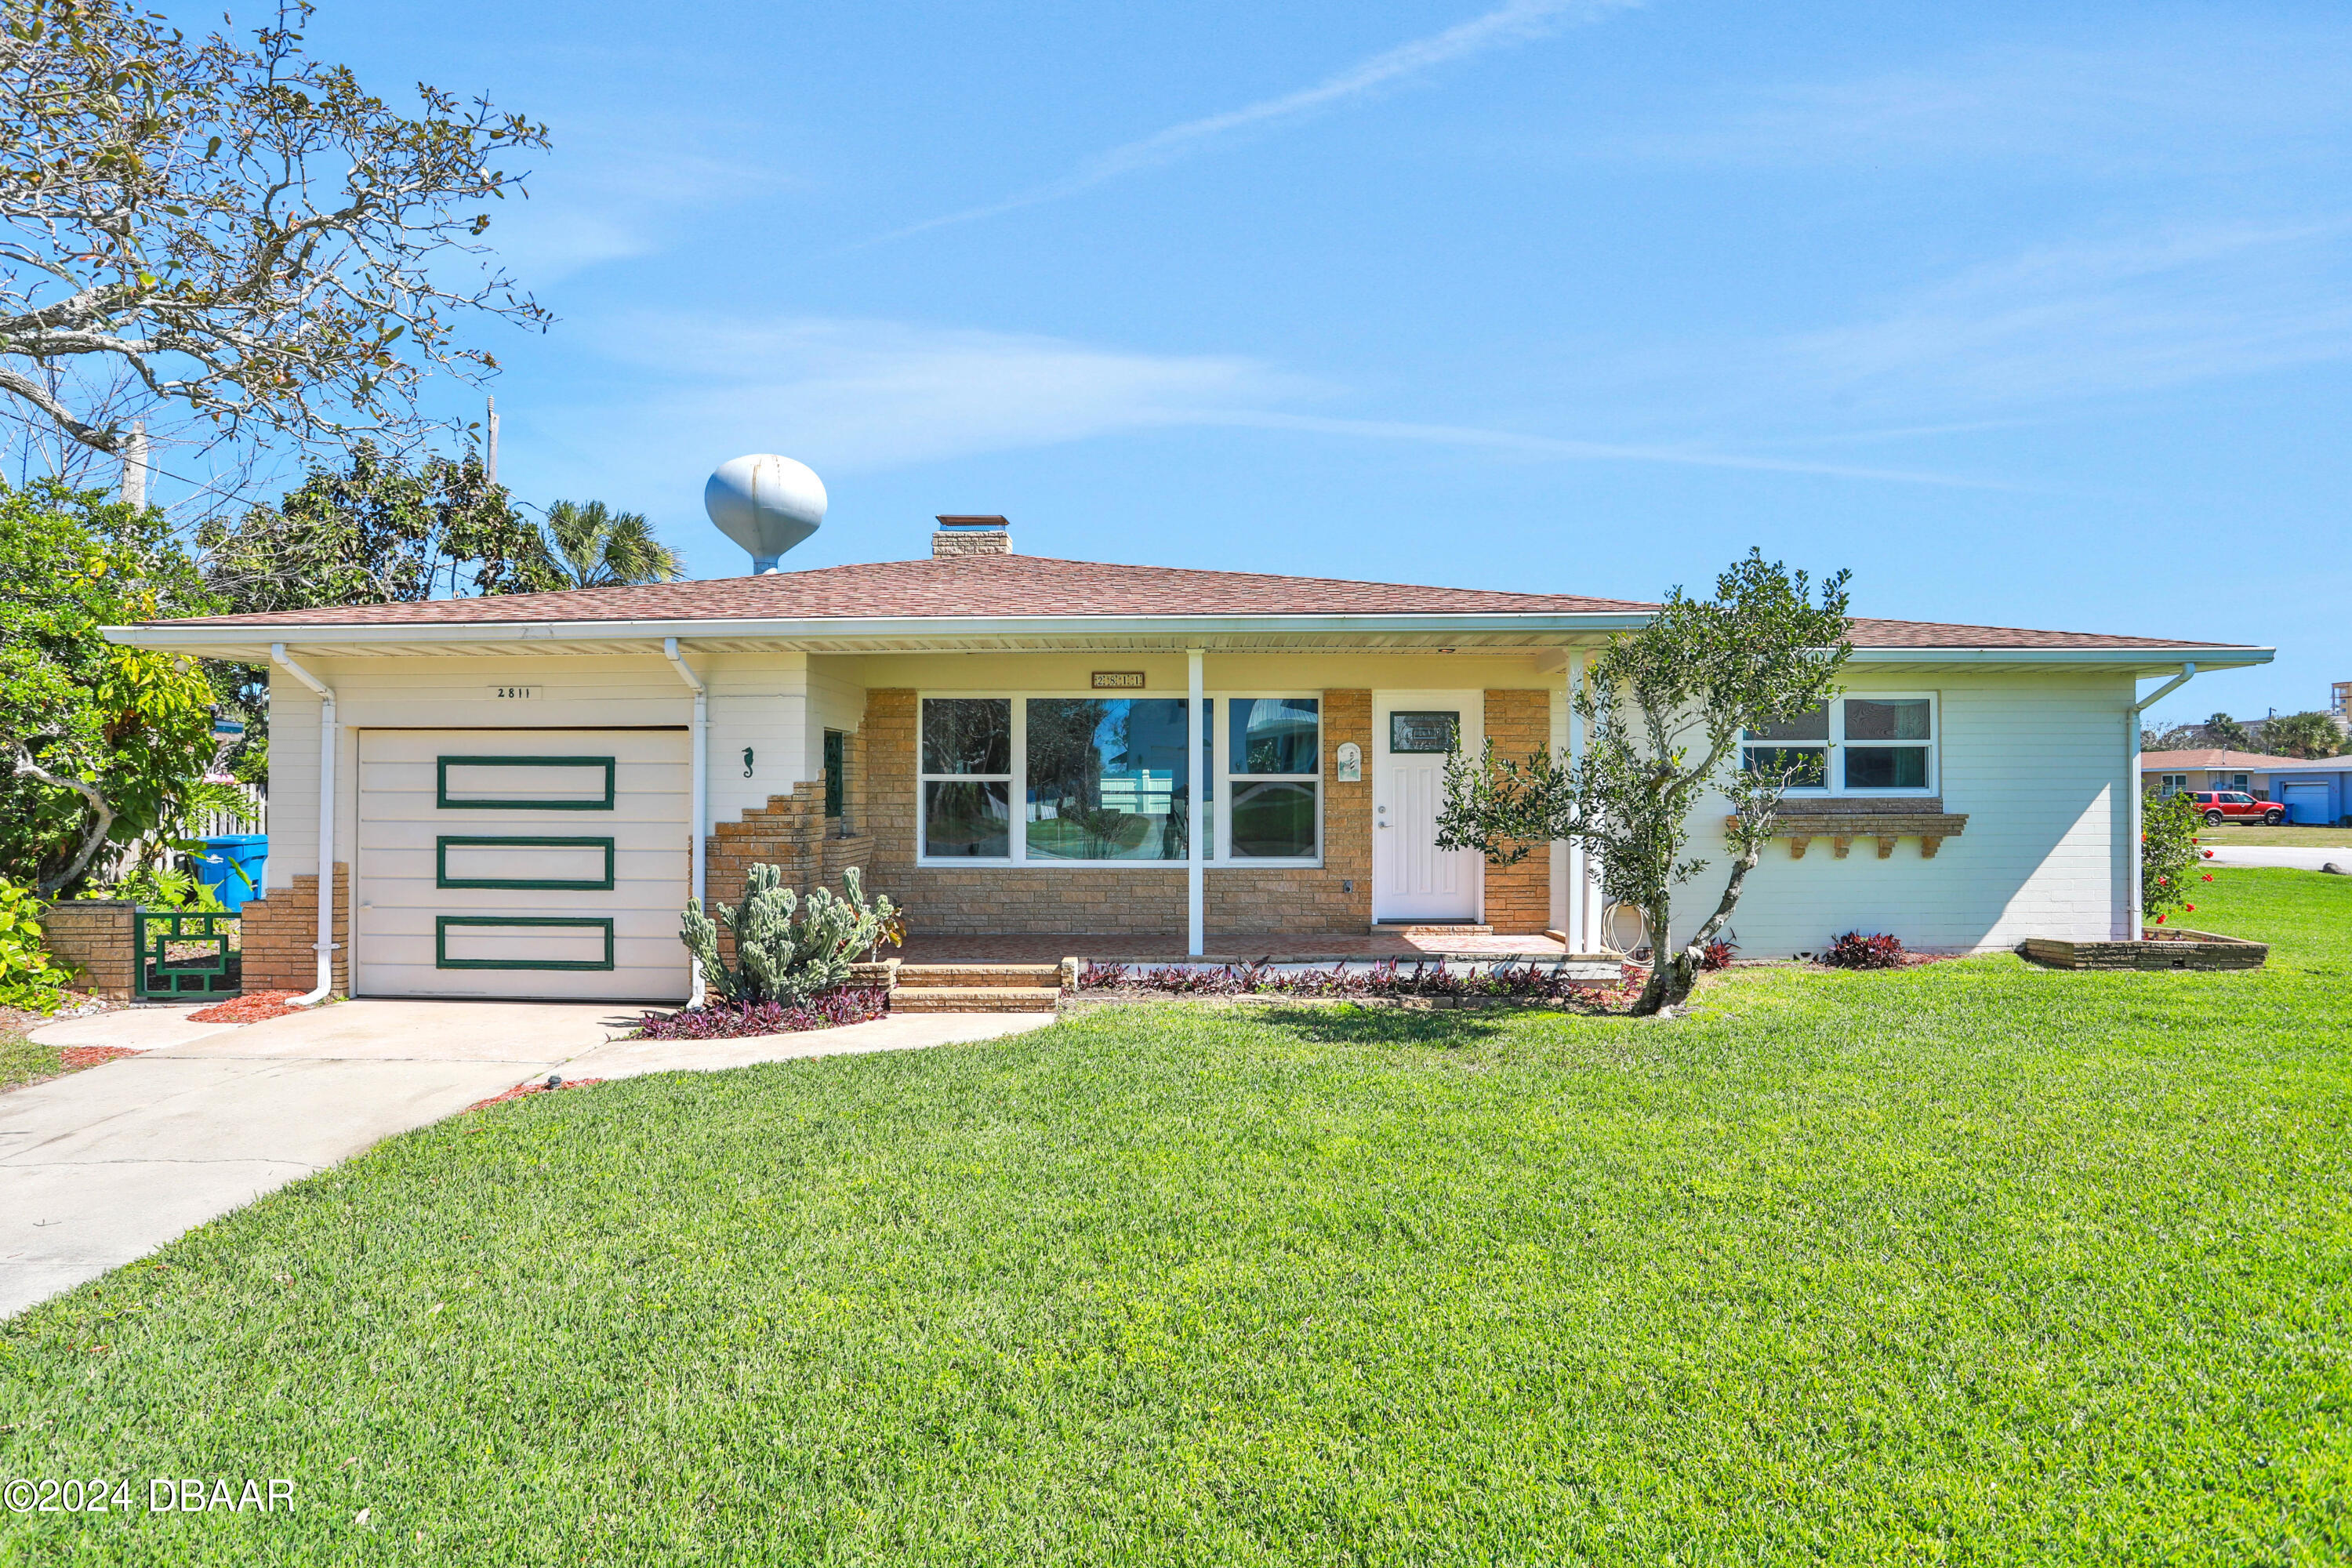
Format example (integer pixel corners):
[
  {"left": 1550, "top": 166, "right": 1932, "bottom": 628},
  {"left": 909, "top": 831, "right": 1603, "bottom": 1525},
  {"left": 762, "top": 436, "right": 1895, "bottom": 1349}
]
[{"left": 355, "top": 728, "right": 692, "bottom": 1002}]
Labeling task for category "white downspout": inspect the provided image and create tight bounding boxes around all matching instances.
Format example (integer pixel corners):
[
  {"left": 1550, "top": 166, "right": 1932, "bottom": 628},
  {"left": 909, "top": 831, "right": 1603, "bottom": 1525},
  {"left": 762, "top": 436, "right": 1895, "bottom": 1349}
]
[
  {"left": 270, "top": 644, "right": 339, "bottom": 1006},
  {"left": 664, "top": 637, "right": 709, "bottom": 1006},
  {"left": 1189, "top": 647, "right": 1206, "bottom": 957},
  {"left": 2127, "top": 661, "right": 2198, "bottom": 938}
]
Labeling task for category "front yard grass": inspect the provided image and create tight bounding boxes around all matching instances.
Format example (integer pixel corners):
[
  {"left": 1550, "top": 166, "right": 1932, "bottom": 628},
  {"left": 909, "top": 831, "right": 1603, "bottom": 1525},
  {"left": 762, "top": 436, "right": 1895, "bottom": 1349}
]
[
  {"left": 0, "top": 1013, "right": 60, "bottom": 1092},
  {"left": 2201, "top": 821, "right": 2352, "bottom": 847},
  {"left": 2, "top": 869, "right": 2347, "bottom": 1564}
]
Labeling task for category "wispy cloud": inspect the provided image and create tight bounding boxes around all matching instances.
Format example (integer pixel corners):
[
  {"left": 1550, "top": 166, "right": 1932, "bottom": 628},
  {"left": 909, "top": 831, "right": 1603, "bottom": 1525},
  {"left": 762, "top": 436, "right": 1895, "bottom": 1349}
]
[
  {"left": 540, "top": 313, "right": 1982, "bottom": 491},
  {"left": 871, "top": 0, "right": 1643, "bottom": 243},
  {"left": 1784, "top": 220, "right": 2352, "bottom": 409}
]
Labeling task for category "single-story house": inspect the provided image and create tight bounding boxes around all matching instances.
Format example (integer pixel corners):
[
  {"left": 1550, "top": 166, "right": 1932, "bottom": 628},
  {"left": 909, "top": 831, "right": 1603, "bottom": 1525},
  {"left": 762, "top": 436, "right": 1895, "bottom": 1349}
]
[
  {"left": 2142, "top": 749, "right": 2352, "bottom": 824},
  {"left": 109, "top": 518, "right": 2271, "bottom": 1002}
]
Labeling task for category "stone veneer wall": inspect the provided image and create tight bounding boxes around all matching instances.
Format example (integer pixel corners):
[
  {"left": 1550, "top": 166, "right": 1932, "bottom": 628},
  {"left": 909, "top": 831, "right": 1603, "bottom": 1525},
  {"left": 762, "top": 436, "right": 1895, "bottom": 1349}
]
[
  {"left": 238, "top": 867, "right": 350, "bottom": 994},
  {"left": 38, "top": 900, "right": 136, "bottom": 1000},
  {"left": 858, "top": 688, "right": 1375, "bottom": 938},
  {"left": 1481, "top": 688, "right": 1555, "bottom": 935}
]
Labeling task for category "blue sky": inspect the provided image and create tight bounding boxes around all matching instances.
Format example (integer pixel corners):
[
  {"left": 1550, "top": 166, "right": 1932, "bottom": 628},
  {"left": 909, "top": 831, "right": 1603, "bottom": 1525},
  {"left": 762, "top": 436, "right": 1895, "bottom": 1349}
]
[{"left": 293, "top": 0, "right": 2346, "bottom": 721}]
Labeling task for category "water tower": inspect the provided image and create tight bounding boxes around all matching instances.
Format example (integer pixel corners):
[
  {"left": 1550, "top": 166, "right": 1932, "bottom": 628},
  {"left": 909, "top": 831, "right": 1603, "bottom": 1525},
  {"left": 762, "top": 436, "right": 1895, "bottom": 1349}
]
[{"left": 704, "top": 455, "right": 826, "bottom": 574}]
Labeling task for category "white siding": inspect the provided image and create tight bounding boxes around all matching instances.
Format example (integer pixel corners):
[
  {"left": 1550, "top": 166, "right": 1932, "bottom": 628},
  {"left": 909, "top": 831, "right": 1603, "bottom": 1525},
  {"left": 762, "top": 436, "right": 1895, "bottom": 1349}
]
[
  {"left": 1671, "top": 667, "right": 2132, "bottom": 956},
  {"left": 705, "top": 651, "right": 809, "bottom": 823},
  {"left": 261, "top": 670, "right": 321, "bottom": 890}
]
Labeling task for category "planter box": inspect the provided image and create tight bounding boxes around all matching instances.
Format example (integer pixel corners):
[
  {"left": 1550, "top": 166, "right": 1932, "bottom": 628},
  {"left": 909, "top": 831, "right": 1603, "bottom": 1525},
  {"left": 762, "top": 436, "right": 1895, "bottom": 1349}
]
[{"left": 2020, "top": 928, "right": 2267, "bottom": 971}]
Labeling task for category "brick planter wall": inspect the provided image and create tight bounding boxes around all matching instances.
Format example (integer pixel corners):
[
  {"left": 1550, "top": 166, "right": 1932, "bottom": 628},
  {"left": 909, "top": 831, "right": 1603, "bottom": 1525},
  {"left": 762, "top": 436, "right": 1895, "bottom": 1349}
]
[
  {"left": 2021, "top": 928, "right": 2267, "bottom": 971},
  {"left": 38, "top": 900, "right": 136, "bottom": 1000},
  {"left": 238, "top": 868, "right": 350, "bottom": 993},
  {"left": 1481, "top": 689, "right": 1553, "bottom": 935}
]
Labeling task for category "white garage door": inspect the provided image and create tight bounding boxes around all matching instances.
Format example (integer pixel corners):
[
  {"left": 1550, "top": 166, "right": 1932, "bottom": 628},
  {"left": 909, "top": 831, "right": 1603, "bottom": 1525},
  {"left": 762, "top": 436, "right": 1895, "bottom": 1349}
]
[
  {"left": 2283, "top": 782, "right": 2332, "bottom": 825},
  {"left": 355, "top": 729, "right": 691, "bottom": 1001}
]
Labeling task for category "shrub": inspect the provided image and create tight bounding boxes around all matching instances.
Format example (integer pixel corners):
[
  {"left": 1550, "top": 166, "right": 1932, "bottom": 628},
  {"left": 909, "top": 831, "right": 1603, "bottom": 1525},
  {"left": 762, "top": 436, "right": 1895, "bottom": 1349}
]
[
  {"left": 1700, "top": 938, "right": 1739, "bottom": 971},
  {"left": 1, "top": 877, "right": 73, "bottom": 1012},
  {"left": 679, "top": 864, "right": 901, "bottom": 1007},
  {"left": 1822, "top": 931, "right": 1905, "bottom": 969},
  {"left": 2140, "top": 789, "right": 2210, "bottom": 924},
  {"left": 632, "top": 988, "right": 888, "bottom": 1040}
]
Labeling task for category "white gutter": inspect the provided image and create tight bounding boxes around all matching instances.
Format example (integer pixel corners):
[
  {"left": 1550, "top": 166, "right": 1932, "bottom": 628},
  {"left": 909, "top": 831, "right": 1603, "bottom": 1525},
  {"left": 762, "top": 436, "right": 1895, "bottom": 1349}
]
[
  {"left": 1188, "top": 648, "right": 1205, "bottom": 957},
  {"left": 663, "top": 637, "right": 709, "bottom": 1007},
  {"left": 270, "top": 644, "right": 339, "bottom": 1006},
  {"left": 2125, "top": 662, "right": 2199, "bottom": 937}
]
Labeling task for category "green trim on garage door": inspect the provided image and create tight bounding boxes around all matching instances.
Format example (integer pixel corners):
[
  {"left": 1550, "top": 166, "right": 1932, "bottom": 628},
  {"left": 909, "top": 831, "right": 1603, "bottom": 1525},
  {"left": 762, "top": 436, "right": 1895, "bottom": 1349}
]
[
  {"left": 434, "top": 915, "right": 616, "bottom": 971},
  {"left": 436, "top": 755, "right": 616, "bottom": 811},
  {"left": 434, "top": 835, "right": 617, "bottom": 891}
]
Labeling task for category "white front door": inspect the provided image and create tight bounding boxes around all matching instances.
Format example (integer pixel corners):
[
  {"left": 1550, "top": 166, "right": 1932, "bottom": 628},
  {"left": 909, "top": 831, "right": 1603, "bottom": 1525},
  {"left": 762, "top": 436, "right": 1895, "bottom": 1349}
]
[
  {"left": 1372, "top": 692, "right": 1482, "bottom": 924},
  {"left": 354, "top": 728, "right": 692, "bottom": 1001}
]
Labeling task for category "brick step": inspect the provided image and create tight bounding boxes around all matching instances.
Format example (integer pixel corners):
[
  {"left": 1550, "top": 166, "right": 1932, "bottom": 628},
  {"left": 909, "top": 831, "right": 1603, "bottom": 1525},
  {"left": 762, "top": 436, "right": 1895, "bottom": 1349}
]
[
  {"left": 895, "top": 964, "right": 1062, "bottom": 989},
  {"left": 1371, "top": 923, "right": 1494, "bottom": 937},
  {"left": 891, "top": 986, "right": 1060, "bottom": 1014}
]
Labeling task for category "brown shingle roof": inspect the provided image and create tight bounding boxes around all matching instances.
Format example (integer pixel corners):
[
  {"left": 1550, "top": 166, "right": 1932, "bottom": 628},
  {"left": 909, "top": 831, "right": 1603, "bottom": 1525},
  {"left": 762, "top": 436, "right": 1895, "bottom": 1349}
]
[
  {"left": 2140, "top": 749, "right": 2351, "bottom": 771},
  {"left": 154, "top": 552, "right": 2255, "bottom": 652}
]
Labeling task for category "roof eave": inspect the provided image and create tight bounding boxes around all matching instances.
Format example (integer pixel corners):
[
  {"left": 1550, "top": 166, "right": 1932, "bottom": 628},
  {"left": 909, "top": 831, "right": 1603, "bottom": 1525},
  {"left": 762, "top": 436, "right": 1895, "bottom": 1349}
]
[{"left": 103, "top": 610, "right": 1657, "bottom": 653}]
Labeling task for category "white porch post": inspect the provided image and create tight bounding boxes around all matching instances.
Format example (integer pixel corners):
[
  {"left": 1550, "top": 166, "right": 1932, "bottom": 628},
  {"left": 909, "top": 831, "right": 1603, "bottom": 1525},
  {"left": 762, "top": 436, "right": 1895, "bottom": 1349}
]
[
  {"left": 1189, "top": 646, "right": 1206, "bottom": 956},
  {"left": 1566, "top": 649, "right": 1592, "bottom": 953}
]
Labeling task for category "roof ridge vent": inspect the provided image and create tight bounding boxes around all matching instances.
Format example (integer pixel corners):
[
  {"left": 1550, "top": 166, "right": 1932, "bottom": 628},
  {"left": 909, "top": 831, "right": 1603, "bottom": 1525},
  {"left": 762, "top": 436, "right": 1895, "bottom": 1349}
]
[{"left": 933, "top": 514, "right": 1011, "bottom": 558}]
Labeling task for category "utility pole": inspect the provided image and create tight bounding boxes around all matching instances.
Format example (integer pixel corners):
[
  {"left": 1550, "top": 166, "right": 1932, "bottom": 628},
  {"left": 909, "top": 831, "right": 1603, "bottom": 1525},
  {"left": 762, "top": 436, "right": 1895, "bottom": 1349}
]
[
  {"left": 120, "top": 420, "right": 147, "bottom": 510},
  {"left": 485, "top": 395, "right": 499, "bottom": 485}
]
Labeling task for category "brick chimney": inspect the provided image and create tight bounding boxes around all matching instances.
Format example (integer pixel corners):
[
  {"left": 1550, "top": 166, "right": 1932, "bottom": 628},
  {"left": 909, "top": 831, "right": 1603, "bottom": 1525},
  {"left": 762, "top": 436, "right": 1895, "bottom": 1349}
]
[{"left": 932, "top": 515, "right": 1011, "bottom": 558}]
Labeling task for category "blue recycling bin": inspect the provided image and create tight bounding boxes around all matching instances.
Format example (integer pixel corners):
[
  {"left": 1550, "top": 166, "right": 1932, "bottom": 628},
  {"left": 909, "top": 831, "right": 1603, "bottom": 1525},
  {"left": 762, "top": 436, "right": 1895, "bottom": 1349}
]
[{"left": 194, "top": 834, "right": 268, "bottom": 913}]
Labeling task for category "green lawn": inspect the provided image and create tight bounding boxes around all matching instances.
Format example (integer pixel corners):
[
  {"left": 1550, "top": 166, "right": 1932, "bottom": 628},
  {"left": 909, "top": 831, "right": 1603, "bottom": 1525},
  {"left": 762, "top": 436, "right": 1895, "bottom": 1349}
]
[
  {"left": 4, "top": 870, "right": 2348, "bottom": 1564},
  {"left": 0, "top": 1015, "right": 59, "bottom": 1092},
  {"left": 2201, "top": 822, "right": 2352, "bottom": 847}
]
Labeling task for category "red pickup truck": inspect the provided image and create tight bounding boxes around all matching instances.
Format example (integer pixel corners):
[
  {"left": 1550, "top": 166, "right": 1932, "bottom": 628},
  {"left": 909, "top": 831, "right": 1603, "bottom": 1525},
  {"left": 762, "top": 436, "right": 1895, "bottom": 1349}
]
[{"left": 2186, "top": 789, "right": 2285, "bottom": 826}]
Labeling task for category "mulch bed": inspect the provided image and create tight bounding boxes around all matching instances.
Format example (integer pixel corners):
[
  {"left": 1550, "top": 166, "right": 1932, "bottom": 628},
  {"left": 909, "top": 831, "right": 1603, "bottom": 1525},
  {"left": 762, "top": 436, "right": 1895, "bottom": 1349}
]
[
  {"left": 187, "top": 990, "right": 306, "bottom": 1024},
  {"left": 58, "top": 1045, "right": 139, "bottom": 1069},
  {"left": 468, "top": 1075, "right": 605, "bottom": 1112}
]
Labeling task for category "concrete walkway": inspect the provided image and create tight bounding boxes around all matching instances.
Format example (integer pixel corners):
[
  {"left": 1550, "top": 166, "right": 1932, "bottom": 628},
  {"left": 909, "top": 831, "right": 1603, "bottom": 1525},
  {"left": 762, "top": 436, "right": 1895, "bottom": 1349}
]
[
  {"left": 3, "top": 1000, "right": 1053, "bottom": 1319},
  {"left": 2201, "top": 845, "right": 2352, "bottom": 872}
]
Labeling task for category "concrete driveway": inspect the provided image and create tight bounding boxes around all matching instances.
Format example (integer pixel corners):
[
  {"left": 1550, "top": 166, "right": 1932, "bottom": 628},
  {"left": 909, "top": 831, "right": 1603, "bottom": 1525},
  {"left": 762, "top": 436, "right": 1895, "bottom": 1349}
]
[
  {"left": 2, "top": 1000, "right": 1051, "bottom": 1319},
  {"left": 2200, "top": 844, "right": 2352, "bottom": 872}
]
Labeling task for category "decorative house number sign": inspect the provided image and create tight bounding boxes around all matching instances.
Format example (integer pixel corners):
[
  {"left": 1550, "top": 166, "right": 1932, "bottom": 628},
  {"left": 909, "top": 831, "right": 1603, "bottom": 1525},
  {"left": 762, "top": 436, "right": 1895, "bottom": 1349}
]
[
  {"left": 1091, "top": 671, "right": 1145, "bottom": 689},
  {"left": 1334, "top": 742, "right": 1363, "bottom": 782},
  {"left": 489, "top": 686, "right": 539, "bottom": 700},
  {"left": 1389, "top": 711, "right": 1460, "bottom": 753}
]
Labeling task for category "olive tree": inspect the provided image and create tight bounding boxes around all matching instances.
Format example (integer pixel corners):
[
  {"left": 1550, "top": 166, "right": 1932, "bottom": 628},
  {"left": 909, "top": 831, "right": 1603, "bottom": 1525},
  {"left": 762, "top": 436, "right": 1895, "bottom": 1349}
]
[
  {"left": 1437, "top": 550, "right": 1853, "bottom": 1016},
  {"left": 0, "top": 0, "right": 547, "bottom": 458}
]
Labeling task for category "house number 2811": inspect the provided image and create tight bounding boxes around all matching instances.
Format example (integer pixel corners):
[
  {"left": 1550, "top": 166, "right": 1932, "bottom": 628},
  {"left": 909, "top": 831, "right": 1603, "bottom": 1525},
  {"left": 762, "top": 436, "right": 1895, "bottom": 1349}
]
[{"left": 489, "top": 686, "right": 539, "bottom": 700}]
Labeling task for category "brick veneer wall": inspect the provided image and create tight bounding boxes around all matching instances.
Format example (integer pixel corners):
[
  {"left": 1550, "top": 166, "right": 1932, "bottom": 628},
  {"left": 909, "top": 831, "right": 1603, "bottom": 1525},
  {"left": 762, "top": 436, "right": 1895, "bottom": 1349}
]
[
  {"left": 858, "top": 688, "right": 1375, "bottom": 938},
  {"left": 38, "top": 901, "right": 136, "bottom": 1000},
  {"left": 238, "top": 868, "right": 350, "bottom": 993},
  {"left": 1481, "top": 689, "right": 1554, "bottom": 935}
]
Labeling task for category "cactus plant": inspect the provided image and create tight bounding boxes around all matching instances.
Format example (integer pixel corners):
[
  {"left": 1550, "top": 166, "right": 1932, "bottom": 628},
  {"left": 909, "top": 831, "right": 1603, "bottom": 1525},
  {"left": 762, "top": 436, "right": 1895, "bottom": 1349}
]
[{"left": 679, "top": 864, "right": 901, "bottom": 1007}]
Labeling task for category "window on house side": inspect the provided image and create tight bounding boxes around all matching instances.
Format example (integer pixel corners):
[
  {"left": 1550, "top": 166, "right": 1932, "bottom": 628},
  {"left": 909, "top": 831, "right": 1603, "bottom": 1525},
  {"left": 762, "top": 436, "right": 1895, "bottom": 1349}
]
[{"left": 1740, "top": 696, "right": 1936, "bottom": 796}]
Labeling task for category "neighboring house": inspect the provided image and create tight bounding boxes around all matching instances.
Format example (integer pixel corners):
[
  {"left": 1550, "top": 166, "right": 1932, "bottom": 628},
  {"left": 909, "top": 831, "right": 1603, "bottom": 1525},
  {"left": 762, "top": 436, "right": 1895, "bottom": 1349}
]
[
  {"left": 2142, "top": 749, "right": 2352, "bottom": 825},
  {"left": 2140, "top": 749, "right": 2304, "bottom": 800},
  {"left": 110, "top": 518, "right": 2271, "bottom": 1001}
]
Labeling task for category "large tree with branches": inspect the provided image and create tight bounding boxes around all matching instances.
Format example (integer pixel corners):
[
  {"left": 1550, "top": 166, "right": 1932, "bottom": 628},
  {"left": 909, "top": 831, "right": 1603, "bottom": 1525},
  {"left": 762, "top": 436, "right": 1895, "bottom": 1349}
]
[
  {"left": 1437, "top": 551, "right": 1853, "bottom": 1016},
  {"left": 0, "top": 0, "right": 547, "bottom": 460}
]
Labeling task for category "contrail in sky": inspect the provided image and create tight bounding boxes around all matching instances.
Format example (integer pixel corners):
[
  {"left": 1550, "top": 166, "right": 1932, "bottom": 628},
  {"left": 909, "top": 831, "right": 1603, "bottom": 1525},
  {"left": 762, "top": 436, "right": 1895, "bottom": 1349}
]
[{"left": 868, "top": 0, "right": 1644, "bottom": 245}]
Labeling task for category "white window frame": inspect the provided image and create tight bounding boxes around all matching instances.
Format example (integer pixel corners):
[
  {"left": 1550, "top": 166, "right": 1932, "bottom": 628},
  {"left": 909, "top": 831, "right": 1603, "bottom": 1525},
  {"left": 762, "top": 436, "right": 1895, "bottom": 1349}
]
[
  {"left": 914, "top": 691, "right": 1325, "bottom": 869},
  {"left": 1216, "top": 694, "right": 1323, "bottom": 869},
  {"left": 2158, "top": 773, "right": 2189, "bottom": 797},
  {"left": 1746, "top": 692, "right": 1940, "bottom": 798}
]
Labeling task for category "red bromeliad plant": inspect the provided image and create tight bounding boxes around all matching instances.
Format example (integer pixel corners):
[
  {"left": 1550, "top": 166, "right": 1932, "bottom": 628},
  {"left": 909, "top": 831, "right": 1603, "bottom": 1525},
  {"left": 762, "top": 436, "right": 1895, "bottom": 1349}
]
[{"left": 1822, "top": 931, "right": 1905, "bottom": 969}]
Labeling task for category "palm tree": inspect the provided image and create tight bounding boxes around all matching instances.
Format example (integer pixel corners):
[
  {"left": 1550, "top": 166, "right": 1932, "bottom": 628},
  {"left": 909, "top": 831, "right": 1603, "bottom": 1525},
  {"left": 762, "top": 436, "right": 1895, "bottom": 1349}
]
[{"left": 533, "top": 499, "right": 684, "bottom": 588}]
